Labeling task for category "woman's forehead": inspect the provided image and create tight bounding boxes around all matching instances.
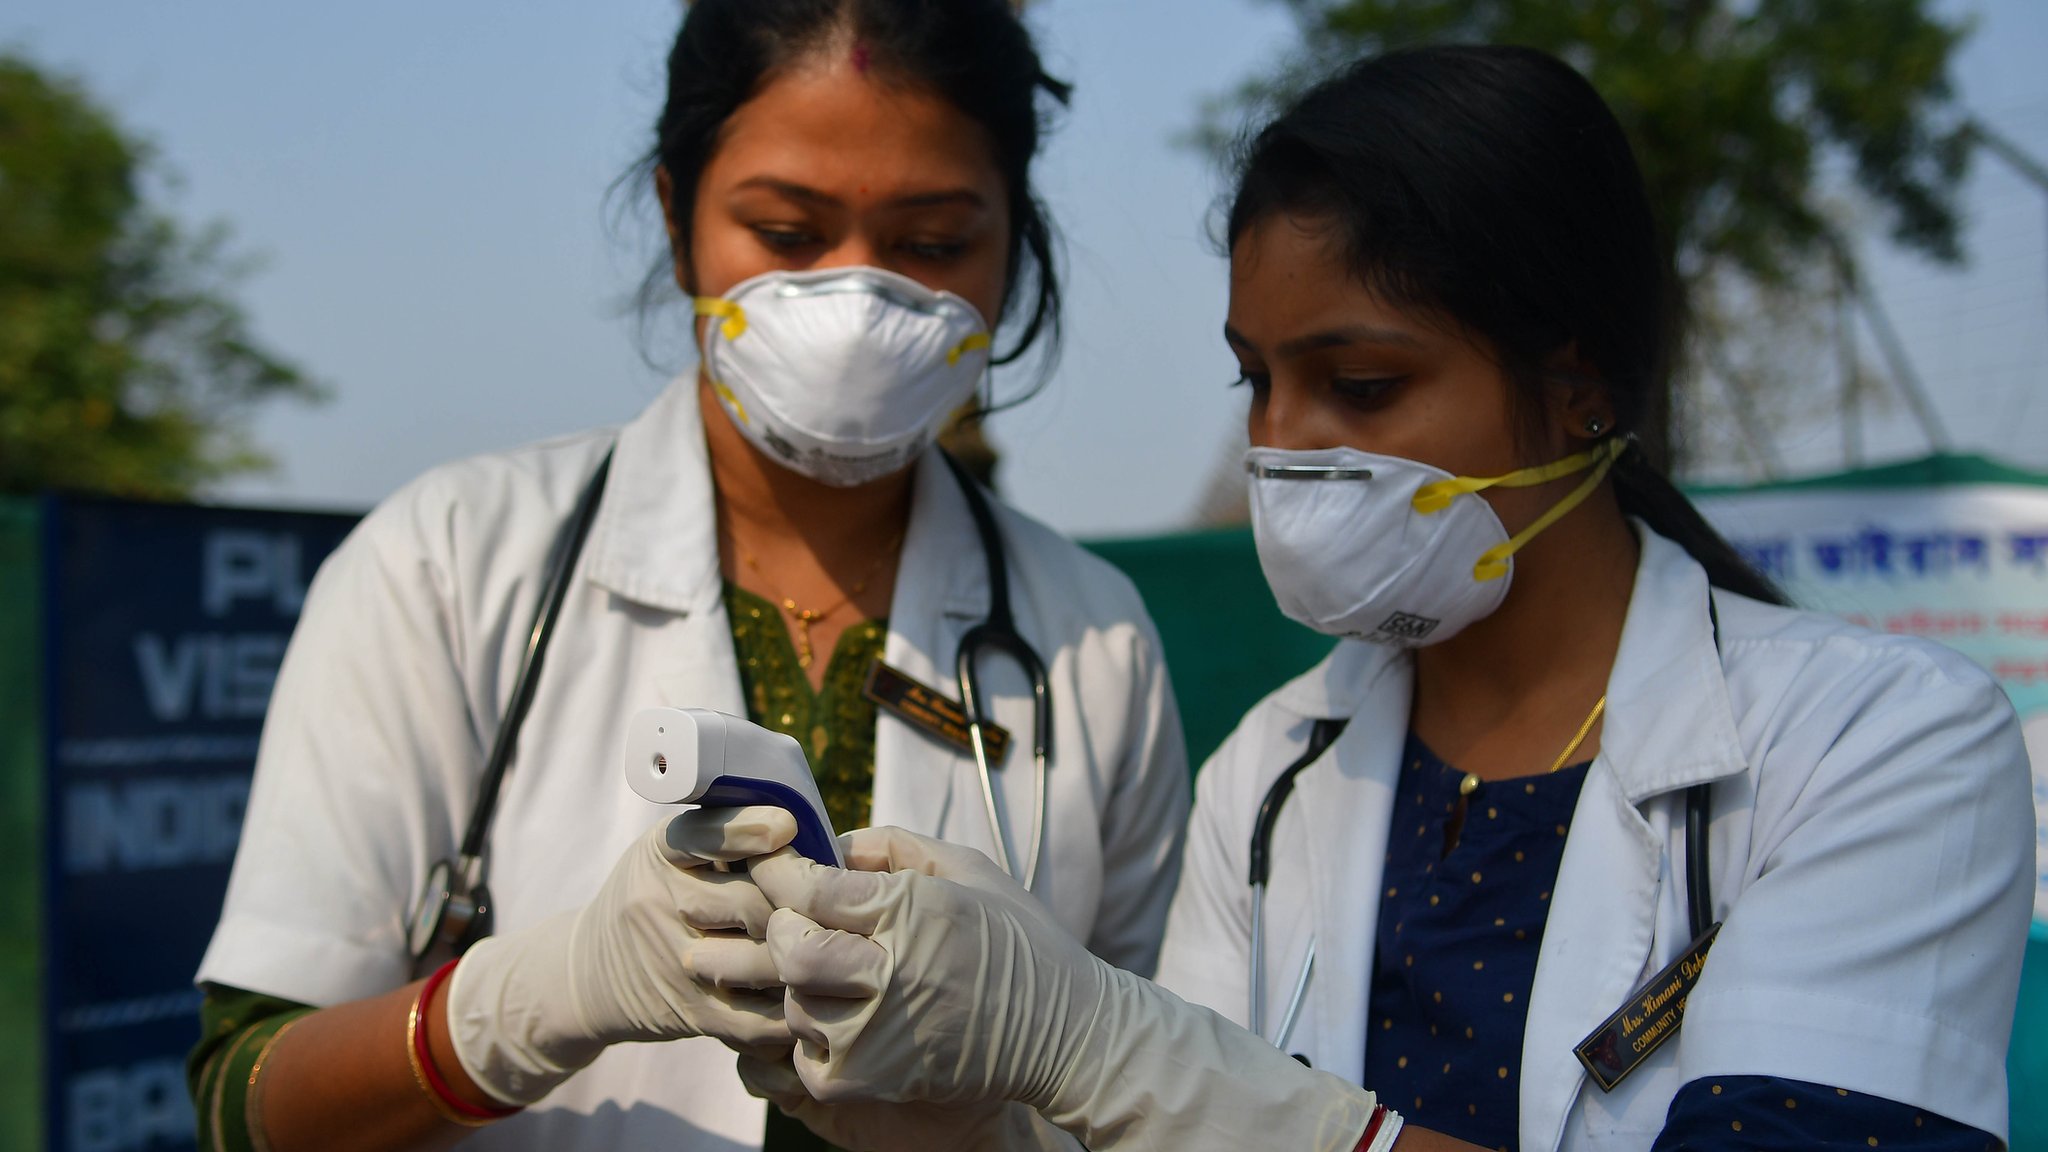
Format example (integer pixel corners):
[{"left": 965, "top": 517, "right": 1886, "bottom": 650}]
[{"left": 708, "top": 58, "right": 1003, "bottom": 203}]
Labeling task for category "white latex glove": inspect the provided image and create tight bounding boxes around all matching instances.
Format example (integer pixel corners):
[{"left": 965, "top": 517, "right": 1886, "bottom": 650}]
[
  {"left": 447, "top": 805, "right": 797, "bottom": 1105},
  {"left": 737, "top": 1051, "right": 1077, "bottom": 1152},
  {"left": 750, "top": 827, "right": 1376, "bottom": 1151}
]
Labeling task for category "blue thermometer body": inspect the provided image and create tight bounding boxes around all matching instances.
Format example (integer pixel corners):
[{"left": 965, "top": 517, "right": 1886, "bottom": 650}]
[{"left": 623, "top": 708, "right": 846, "bottom": 868}]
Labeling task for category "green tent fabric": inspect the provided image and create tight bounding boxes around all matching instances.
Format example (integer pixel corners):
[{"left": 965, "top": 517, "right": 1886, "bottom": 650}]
[
  {"left": 2015, "top": 927, "right": 2048, "bottom": 1150},
  {"left": 0, "top": 498, "right": 40, "bottom": 1151},
  {"left": 1086, "top": 526, "right": 1333, "bottom": 771}
]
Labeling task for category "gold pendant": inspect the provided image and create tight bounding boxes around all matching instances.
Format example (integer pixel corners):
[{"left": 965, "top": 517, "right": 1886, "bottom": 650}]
[{"left": 792, "top": 618, "right": 814, "bottom": 668}]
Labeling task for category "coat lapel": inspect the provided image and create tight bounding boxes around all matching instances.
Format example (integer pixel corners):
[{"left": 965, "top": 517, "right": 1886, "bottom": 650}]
[
  {"left": 1285, "top": 648, "right": 1410, "bottom": 1081},
  {"left": 585, "top": 378, "right": 724, "bottom": 619},
  {"left": 870, "top": 451, "right": 985, "bottom": 840},
  {"left": 1518, "top": 757, "right": 1664, "bottom": 1152},
  {"left": 576, "top": 377, "right": 746, "bottom": 716},
  {"left": 1518, "top": 527, "right": 1750, "bottom": 1152}
]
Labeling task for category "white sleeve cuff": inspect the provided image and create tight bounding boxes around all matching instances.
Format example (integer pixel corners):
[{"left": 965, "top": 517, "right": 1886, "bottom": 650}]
[
  {"left": 1678, "top": 984, "right": 2010, "bottom": 1139},
  {"left": 195, "top": 913, "right": 410, "bottom": 1008}
]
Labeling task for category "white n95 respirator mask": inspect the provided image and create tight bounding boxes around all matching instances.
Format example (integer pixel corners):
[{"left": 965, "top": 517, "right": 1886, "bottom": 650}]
[
  {"left": 694, "top": 267, "right": 993, "bottom": 488},
  {"left": 1246, "top": 438, "right": 1623, "bottom": 646}
]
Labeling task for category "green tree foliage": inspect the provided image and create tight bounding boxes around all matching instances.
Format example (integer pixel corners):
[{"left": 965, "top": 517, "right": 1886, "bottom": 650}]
[
  {"left": 0, "top": 52, "right": 321, "bottom": 499},
  {"left": 1216, "top": 0, "right": 1972, "bottom": 469}
]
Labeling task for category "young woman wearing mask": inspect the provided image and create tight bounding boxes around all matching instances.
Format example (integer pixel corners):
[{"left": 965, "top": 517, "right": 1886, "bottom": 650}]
[
  {"left": 739, "top": 45, "right": 2032, "bottom": 1152},
  {"left": 185, "top": 3, "right": 1188, "bottom": 1148}
]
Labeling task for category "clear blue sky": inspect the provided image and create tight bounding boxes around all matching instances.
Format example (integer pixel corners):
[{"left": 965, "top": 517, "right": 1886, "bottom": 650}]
[{"left": 6, "top": 0, "right": 2046, "bottom": 534}]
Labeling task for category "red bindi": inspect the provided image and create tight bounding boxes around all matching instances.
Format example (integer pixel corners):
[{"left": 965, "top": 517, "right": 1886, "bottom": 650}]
[{"left": 851, "top": 43, "right": 871, "bottom": 72}]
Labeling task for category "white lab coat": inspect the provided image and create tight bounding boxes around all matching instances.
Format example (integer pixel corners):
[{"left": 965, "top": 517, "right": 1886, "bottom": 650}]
[
  {"left": 1156, "top": 525, "right": 2033, "bottom": 1149},
  {"left": 196, "top": 379, "right": 1189, "bottom": 1149}
]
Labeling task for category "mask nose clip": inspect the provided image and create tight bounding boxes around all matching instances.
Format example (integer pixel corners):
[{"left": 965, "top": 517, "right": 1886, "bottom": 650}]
[{"left": 1245, "top": 461, "right": 1375, "bottom": 482}]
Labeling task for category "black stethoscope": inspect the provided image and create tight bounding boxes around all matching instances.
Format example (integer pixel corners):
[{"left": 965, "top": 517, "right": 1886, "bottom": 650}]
[
  {"left": 406, "top": 447, "right": 1050, "bottom": 961},
  {"left": 1244, "top": 601, "right": 1723, "bottom": 1049}
]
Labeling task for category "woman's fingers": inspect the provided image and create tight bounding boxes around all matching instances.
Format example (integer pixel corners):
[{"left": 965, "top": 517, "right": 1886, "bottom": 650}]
[
  {"left": 751, "top": 850, "right": 894, "bottom": 935},
  {"left": 766, "top": 907, "right": 890, "bottom": 997},
  {"left": 736, "top": 1051, "right": 808, "bottom": 1106},
  {"left": 674, "top": 867, "right": 779, "bottom": 938},
  {"left": 662, "top": 805, "right": 798, "bottom": 867},
  {"left": 841, "top": 825, "right": 1001, "bottom": 881},
  {"left": 693, "top": 987, "right": 791, "bottom": 1049},
  {"left": 685, "top": 933, "right": 782, "bottom": 990}
]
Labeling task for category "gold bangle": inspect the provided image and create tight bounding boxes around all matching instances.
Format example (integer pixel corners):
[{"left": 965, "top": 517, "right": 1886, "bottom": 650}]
[
  {"left": 204, "top": 1023, "right": 266, "bottom": 1152},
  {"left": 406, "top": 975, "right": 499, "bottom": 1128},
  {"left": 245, "top": 1015, "right": 307, "bottom": 1152}
]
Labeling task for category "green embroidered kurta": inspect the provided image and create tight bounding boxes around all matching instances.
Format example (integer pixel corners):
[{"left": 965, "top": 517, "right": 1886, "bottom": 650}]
[
  {"left": 188, "top": 586, "right": 886, "bottom": 1151},
  {"left": 723, "top": 582, "right": 886, "bottom": 836}
]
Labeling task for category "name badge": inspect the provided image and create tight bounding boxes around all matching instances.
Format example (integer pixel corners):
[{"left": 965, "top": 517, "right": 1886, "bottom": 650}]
[
  {"left": 862, "top": 661, "right": 1011, "bottom": 765},
  {"left": 1573, "top": 923, "right": 1720, "bottom": 1092}
]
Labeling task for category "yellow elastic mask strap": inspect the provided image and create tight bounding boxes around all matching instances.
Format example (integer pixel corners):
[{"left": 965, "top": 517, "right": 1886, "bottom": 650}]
[
  {"left": 946, "top": 331, "right": 993, "bottom": 366},
  {"left": 1469, "top": 438, "right": 1625, "bottom": 582},
  {"left": 710, "top": 378, "right": 749, "bottom": 426},
  {"left": 693, "top": 297, "right": 748, "bottom": 342},
  {"left": 1411, "top": 440, "right": 1613, "bottom": 514}
]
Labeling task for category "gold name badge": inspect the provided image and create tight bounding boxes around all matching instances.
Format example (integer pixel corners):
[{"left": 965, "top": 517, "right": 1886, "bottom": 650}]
[
  {"left": 1573, "top": 923, "right": 1720, "bottom": 1092},
  {"left": 862, "top": 661, "right": 1011, "bottom": 765}
]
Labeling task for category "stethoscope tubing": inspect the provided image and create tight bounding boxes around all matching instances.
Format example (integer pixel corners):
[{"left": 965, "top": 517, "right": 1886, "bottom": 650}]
[
  {"left": 944, "top": 450, "right": 1055, "bottom": 892},
  {"left": 1247, "top": 597, "right": 1726, "bottom": 1046},
  {"left": 417, "top": 446, "right": 1050, "bottom": 961},
  {"left": 958, "top": 625, "right": 1051, "bottom": 889}
]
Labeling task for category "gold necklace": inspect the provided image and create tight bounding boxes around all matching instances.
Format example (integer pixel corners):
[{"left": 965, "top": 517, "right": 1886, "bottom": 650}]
[
  {"left": 1547, "top": 695, "right": 1607, "bottom": 774},
  {"left": 742, "top": 533, "right": 903, "bottom": 669},
  {"left": 1457, "top": 694, "right": 1607, "bottom": 797}
]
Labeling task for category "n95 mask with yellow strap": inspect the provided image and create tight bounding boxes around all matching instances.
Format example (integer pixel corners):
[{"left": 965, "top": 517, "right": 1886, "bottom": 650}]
[
  {"left": 1246, "top": 438, "right": 1623, "bottom": 646},
  {"left": 695, "top": 267, "right": 993, "bottom": 488}
]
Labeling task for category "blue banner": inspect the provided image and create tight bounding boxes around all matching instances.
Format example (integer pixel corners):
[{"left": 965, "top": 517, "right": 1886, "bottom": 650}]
[{"left": 42, "top": 496, "right": 356, "bottom": 1152}]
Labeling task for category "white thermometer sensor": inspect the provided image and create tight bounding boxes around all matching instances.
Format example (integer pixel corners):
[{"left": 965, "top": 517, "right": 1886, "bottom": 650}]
[{"left": 622, "top": 707, "right": 845, "bottom": 867}]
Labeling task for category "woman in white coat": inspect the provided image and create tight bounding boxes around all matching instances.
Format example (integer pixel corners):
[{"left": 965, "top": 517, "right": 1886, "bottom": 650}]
[
  {"left": 185, "top": 3, "right": 1187, "bottom": 1149},
  {"left": 736, "top": 45, "right": 2034, "bottom": 1152}
]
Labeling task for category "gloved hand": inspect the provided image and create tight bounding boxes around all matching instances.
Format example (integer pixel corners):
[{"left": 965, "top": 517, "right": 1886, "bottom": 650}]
[
  {"left": 446, "top": 805, "right": 797, "bottom": 1105},
  {"left": 737, "top": 1051, "right": 1077, "bottom": 1152},
  {"left": 750, "top": 827, "right": 1376, "bottom": 1151}
]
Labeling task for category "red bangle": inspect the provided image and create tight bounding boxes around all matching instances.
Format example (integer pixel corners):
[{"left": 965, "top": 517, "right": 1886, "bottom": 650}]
[
  {"left": 409, "top": 958, "right": 521, "bottom": 1122},
  {"left": 1354, "top": 1103, "right": 1388, "bottom": 1152}
]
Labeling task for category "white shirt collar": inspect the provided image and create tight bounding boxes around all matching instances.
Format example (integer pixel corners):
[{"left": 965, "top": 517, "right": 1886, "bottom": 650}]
[
  {"left": 583, "top": 378, "right": 727, "bottom": 616},
  {"left": 584, "top": 376, "right": 986, "bottom": 621}
]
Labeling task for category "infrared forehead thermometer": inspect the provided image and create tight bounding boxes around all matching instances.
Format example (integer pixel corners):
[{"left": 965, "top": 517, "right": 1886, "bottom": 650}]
[{"left": 622, "top": 708, "right": 845, "bottom": 868}]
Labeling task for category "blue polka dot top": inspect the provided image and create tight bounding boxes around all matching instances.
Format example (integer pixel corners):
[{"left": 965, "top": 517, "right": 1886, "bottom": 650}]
[{"left": 1362, "top": 733, "right": 1994, "bottom": 1151}]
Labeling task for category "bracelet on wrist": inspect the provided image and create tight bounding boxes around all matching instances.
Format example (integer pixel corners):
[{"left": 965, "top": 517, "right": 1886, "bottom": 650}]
[
  {"left": 407, "top": 958, "right": 522, "bottom": 1126},
  {"left": 1355, "top": 1103, "right": 1404, "bottom": 1152}
]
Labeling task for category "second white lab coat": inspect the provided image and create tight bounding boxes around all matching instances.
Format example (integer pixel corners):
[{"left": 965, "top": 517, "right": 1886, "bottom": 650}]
[
  {"left": 197, "top": 379, "right": 1189, "bottom": 1149},
  {"left": 1156, "top": 525, "right": 2031, "bottom": 1149}
]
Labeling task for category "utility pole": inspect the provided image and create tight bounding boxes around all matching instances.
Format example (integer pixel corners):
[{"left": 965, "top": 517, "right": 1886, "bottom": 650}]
[
  {"left": 1835, "top": 263, "right": 1863, "bottom": 468},
  {"left": 1854, "top": 276, "right": 1953, "bottom": 454},
  {"left": 1825, "top": 230, "right": 1952, "bottom": 455},
  {"left": 1964, "top": 120, "right": 2048, "bottom": 339}
]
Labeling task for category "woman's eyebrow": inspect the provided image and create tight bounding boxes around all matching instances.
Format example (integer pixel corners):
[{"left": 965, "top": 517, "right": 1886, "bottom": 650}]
[
  {"left": 885, "top": 188, "right": 987, "bottom": 210},
  {"left": 733, "top": 176, "right": 838, "bottom": 205},
  {"left": 1223, "top": 323, "right": 1423, "bottom": 356},
  {"left": 1274, "top": 325, "right": 1423, "bottom": 357},
  {"left": 732, "top": 177, "right": 985, "bottom": 211}
]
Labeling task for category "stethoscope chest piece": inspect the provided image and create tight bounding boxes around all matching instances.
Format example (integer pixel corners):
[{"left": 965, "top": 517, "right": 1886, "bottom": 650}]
[{"left": 408, "top": 856, "right": 493, "bottom": 960}]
